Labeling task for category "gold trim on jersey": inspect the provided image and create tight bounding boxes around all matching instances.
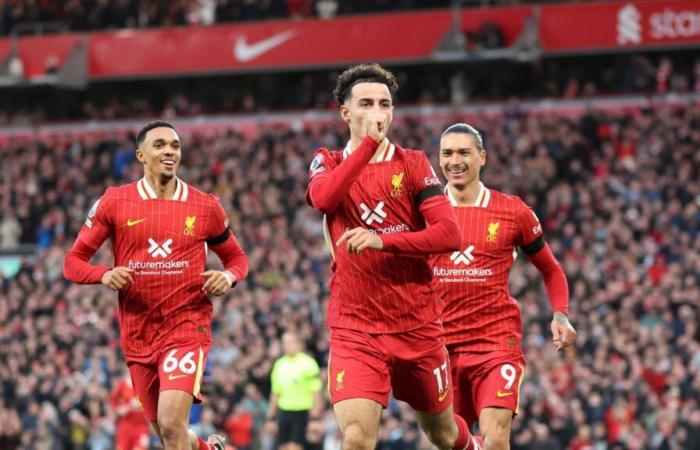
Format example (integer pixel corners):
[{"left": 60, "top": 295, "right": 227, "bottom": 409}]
[
  {"left": 192, "top": 347, "right": 205, "bottom": 397},
  {"left": 445, "top": 182, "right": 491, "bottom": 207},
  {"left": 515, "top": 363, "right": 525, "bottom": 414},
  {"left": 343, "top": 138, "right": 395, "bottom": 163}
]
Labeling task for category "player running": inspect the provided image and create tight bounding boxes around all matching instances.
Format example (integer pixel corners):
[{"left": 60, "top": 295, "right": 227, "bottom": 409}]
[
  {"left": 306, "top": 63, "right": 481, "bottom": 450},
  {"left": 433, "top": 123, "right": 577, "bottom": 450},
  {"left": 64, "top": 121, "right": 248, "bottom": 450}
]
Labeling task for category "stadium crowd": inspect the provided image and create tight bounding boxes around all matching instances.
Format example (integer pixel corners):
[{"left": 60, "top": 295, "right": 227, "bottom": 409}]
[
  {"left": 2, "top": 54, "right": 699, "bottom": 127},
  {"left": 0, "top": 101, "right": 699, "bottom": 450},
  {"left": 0, "top": 0, "right": 455, "bottom": 34}
]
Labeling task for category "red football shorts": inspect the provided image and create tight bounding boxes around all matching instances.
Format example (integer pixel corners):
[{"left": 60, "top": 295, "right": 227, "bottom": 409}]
[
  {"left": 449, "top": 349, "right": 526, "bottom": 426},
  {"left": 127, "top": 341, "right": 211, "bottom": 422},
  {"left": 328, "top": 321, "right": 452, "bottom": 414},
  {"left": 115, "top": 415, "right": 151, "bottom": 450}
]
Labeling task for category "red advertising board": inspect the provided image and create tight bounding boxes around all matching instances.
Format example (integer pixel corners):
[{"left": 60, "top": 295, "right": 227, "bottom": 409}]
[
  {"left": 541, "top": 0, "right": 700, "bottom": 52},
  {"left": 88, "top": 11, "right": 455, "bottom": 77},
  {"left": 0, "top": 1, "right": 697, "bottom": 79},
  {"left": 0, "top": 40, "right": 10, "bottom": 61},
  {"left": 17, "top": 34, "right": 81, "bottom": 78},
  {"left": 87, "top": 8, "right": 528, "bottom": 78}
]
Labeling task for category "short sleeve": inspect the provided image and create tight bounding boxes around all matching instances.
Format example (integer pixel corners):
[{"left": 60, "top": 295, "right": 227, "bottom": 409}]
[
  {"left": 305, "top": 356, "right": 322, "bottom": 392},
  {"left": 270, "top": 360, "right": 281, "bottom": 394},
  {"left": 76, "top": 190, "right": 114, "bottom": 249},
  {"left": 515, "top": 198, "right": 543, "bottom": 246}
]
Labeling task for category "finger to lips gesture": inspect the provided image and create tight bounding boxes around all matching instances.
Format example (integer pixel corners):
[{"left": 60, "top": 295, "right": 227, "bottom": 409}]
[{"left": 366, "top": 111, "right": 388, "bottom": 144}]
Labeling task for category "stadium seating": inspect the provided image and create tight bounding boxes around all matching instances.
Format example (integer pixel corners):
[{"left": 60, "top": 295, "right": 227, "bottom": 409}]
[
  {"left": 0, "top": 102, "right": 698, "bottom": 449},
  {"left": 0, "top": 1, "right": 453, "bottom": 35}
]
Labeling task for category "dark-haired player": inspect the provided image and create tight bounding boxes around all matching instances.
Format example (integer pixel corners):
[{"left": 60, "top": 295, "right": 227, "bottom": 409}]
[
  {"left": 307, "top": 64, "right": 481, "bottom": 450},
  {"left": 433, "top": 123, "right": 576, "bottom": 450},
  {"left": 64, "top": 121, "right": 248, "bottom": 450}
]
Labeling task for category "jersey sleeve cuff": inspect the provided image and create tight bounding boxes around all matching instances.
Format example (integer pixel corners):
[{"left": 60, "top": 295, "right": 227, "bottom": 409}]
[
  {"left": 379, "top": 234, "right": 397, "bottom": 252},
  {"left": 359, "top": 134, "right": 382, "bottom": 152}
]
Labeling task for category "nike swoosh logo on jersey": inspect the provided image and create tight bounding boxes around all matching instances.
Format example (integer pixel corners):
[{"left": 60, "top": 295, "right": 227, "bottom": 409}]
[
  {"left": 496, "top": 390, "right": 513, "bottom": 398},
  {"left": 126, "top": 218, "right": 146, "bottom": 227},
  {"left": 233, "top": 30, "right": 296, "bottom": 62},
  {"left": 438, "top": 389, "right": 450, "bottom": 402},
  {"left": 168, "top": 374, "right": 189, "bottom": 381}
]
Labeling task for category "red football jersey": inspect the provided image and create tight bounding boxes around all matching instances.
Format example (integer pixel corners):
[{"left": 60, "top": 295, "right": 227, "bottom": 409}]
[
  {"left": 77, "top": 177, "right": 232, "bottom": 360},
  {"left": 309, "top": 140, "right": 446, "bottom": 334},
  {"left": 433, "top": 183, "right": 543, "bottom": 352}
]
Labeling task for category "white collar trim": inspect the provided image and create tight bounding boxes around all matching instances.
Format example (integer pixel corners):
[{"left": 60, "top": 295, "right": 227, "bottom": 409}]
[
  {"left": 446, "top": 182, "right": 490, "bottom": 207},
  {"left": 137, "top": 177, "right": 188, "bottom": 201},
  {"left": 343, "top": 138, "right": 395, "bottom": 163}
]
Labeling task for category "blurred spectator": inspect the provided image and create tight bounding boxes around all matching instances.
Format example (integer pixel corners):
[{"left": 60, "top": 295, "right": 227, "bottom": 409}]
[
  {"left": 108, "top": 373, "right": 150, "bottom": 450},
  {"left": 0, "top": 0, "right": 452, "bottom": 35},
  {"left": 0, "top": 210, "right": 22, "bottom": 249},
  {"left": 315, "top": 0, "right": 338, "bottom": 19},
  {"left": 0, "top": 102, "right": 698, "bottom": 450},
  {"left": 1, "top": 53, "right": 698, "bottom": 126},
  {"left": 224, "top": 404, "right": 254, "bottom": 450}
]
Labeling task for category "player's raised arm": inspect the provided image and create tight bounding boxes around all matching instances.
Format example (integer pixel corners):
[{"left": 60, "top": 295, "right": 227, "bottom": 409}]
[
  {"left": 306, "top": 115, "right": 386, "bottom": 214},
  {"left": 380, "top": 153, "right": 460, "bottom": 255},
  {"left": 201, "top": 199, "right": 249, "bottom": 296},
  {"left": 64, "top": 191, "right": 134, "bottom": 289}
]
